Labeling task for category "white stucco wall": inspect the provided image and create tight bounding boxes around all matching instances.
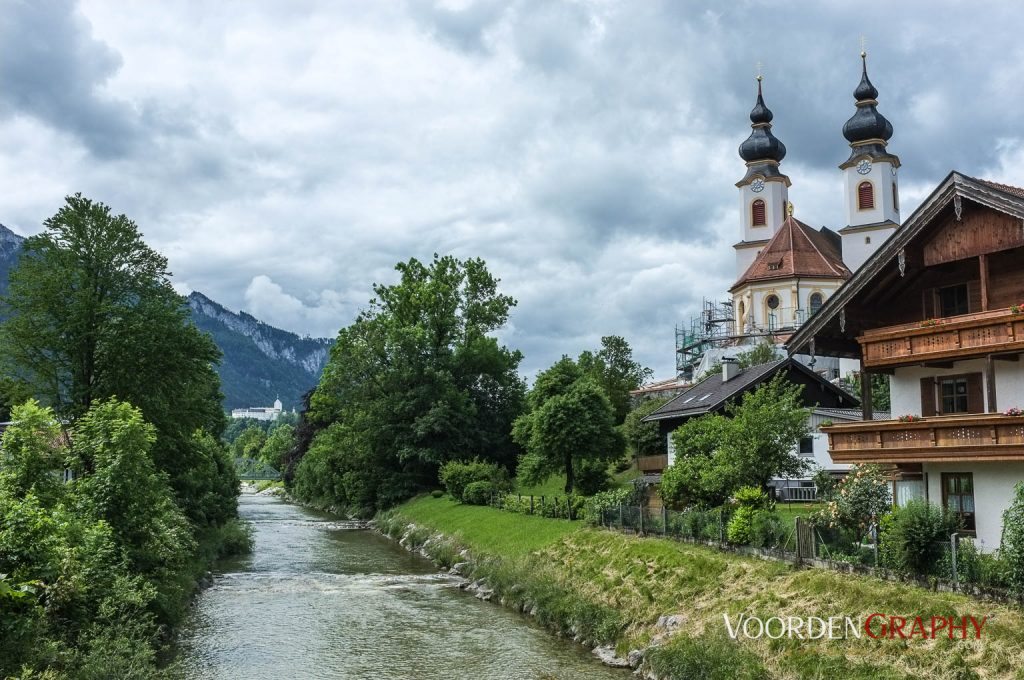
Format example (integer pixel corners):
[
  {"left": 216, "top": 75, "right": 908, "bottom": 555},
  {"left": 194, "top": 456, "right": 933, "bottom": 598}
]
[
  {"left": 923, "top": 462, "right": 1024, "bottom": 551},
  {"left": 890, "top": 359, "right": 991, "bottom": 417}
]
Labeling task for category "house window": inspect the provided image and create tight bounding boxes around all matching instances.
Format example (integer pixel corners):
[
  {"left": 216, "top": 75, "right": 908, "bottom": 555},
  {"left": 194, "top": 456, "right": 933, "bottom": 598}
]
[
  {"left": 938, "top": 283, "right": 969, "bottom": 317},
  {"left": 940, "top": 377, "right": 970, "bottom": 414},
  {"left": 765, "top": 294, "right": 780, "bottom": 310},
  {"left": 798, "top": 436, "right": 814, "bottom": 457},
  {"left": 864, "top": 236, "right": 871, "bottom": 244},
  {"left": 858, "top": 181, "right": 874, "bottom": 210},
  {"left": 892, "top": 182, "right": 899, "bottom": 210},
  {"left": 751, "top": 199, "right": 766, "bottom": 226},
  {"left": 942, "top": 473, "right": 976, "bottom": 532},
  {"left": 809, "top": 292, "right": 824, "bottom": 315}
]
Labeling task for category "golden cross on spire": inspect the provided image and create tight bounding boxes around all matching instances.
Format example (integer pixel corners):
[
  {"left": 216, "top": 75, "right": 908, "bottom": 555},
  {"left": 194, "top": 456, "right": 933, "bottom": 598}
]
[
  {"left": 756, "top": 60, "right": 764, "bottom": 82},
  {"left": 860, "top": 35, "right": 867, "bottom": 58}
]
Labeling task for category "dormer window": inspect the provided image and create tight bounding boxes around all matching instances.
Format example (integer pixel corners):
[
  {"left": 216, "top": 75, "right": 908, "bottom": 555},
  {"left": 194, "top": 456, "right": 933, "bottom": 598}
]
[
  {"left": 751, "top": 199, "right": 766, "bottom": 226},
  {"left": 767, "top": 259, "right": 782, "bottom": 271},
  {"left": 858, "top": 181, "right": 875, "bottom": 210}
]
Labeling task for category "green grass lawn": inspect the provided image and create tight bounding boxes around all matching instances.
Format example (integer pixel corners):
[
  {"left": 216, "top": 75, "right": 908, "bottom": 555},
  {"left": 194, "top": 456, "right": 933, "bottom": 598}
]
[{"left": 398, "top": 494, "right": 579, "bottom": 557}]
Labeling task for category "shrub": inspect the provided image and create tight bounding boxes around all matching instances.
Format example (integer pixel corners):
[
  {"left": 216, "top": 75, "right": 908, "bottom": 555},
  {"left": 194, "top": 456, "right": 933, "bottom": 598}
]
[
  {"left": 881, "top": 499, "right": 960, "bottom": 577},
  {"left": 439, "top": 459, "right": 509, "bottom": 501},
  {"left": 217, "top": 519, "right": 254, "bottom": 558},
  {"left": 732, "top": 485, "right": 773, "bottom": 510},
  {"left": 726, "top": 507, "right": 754, "bottom": 544},
  {"left": 815, "top": 464, "right": 891, "bottom": 533},
  {"left": 462, "top": 481, "right": 495, "bottom": 505},
  {"left": 749, "top": 509, "right": 786, "bottom": 549},
  {"left": 430, "top": 489, "right": 444, "bottom": 498},
  {"left": 952, "top": 538, "right": 1009, "bottom": 589},
  {"left": 584, "top": 487, "right": 632, "bottom": 525},
  {"left": 1002, "top": 481, "right": 1024, "bottom": 593}
]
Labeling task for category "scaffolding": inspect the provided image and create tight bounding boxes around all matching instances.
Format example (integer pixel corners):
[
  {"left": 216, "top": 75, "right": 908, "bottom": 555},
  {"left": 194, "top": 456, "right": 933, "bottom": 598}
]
[{"left": 675, "top": 298, "right": 735, "bottom": 380}]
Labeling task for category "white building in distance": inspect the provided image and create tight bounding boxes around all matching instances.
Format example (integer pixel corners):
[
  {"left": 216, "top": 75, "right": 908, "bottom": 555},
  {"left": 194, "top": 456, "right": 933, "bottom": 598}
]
[{"left": 231, "top": 398, "right": 283, "bottom": 421}]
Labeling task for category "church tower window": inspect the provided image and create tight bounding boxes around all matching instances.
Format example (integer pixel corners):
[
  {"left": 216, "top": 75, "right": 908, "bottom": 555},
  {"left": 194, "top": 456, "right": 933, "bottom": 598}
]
[
  {"left": 858, "top": 181, "right": 875, "bottom": 210},
  {"left": 751, "top": 199, "right": 766, "bottom": 226},
  {"left": 893, "top": 182, "right": 899, "bottom": 210},
  {"left": 809, "top": 292, "right": 824, "bottom": 315}
]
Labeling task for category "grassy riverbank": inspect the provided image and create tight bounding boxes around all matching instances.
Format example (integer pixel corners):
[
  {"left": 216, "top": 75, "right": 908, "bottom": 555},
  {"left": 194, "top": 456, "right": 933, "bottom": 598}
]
[{"left": 384, "top": 495, "right": 1024, "bottom": 679}]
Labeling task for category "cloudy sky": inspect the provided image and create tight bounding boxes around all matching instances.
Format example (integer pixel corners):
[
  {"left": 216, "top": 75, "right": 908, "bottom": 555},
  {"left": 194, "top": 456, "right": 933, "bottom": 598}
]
[{"left": 2, "top": 1, "right": 1023, "bottom": 379}]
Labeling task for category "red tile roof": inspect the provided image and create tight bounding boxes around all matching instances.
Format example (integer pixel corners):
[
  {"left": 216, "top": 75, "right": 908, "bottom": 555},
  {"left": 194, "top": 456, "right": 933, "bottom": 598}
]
[
  {"left": 976, "top": 179, "right": 1024, "bottom": 199},
  {"left": 730, "top": 216, "right": 851, "bottom": 292}
]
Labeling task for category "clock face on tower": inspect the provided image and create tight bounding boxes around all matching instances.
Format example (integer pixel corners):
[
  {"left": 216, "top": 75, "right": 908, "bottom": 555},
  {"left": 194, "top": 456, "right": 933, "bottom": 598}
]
[
  {"left": 857, "top": 159, "right": 872, "bottom": 175},
  {"left": 751, "top": 178, "right": 765, "bottom": 193}
]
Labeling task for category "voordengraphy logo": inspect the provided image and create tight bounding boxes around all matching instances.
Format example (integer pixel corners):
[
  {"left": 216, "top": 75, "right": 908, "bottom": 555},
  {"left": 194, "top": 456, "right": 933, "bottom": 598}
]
[{"left": 723, "top": 613, "right": 988, "bottom": 640}]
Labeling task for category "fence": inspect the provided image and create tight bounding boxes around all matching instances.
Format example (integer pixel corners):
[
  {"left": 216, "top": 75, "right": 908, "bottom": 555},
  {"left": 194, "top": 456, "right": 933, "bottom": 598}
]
[{"left": 483, "top": 492, "right": 1008, "bottom": 593}]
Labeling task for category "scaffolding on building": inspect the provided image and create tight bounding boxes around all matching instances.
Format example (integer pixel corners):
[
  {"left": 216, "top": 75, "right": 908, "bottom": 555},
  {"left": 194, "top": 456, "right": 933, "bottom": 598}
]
[{"left": 675, "top": 298, "right": 735, "bottom": 380}]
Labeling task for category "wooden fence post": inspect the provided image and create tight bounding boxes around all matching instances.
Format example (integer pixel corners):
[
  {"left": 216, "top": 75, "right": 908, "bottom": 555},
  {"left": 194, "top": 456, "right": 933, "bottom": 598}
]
[
  {"left": 951, "top": 533, "right": 959, "bottom": 588},
  {"left": 619, "top": 504, "right": 624, "bottom": 530},
  {"left": 662, "top": 506, "right": 668, "bottom": 536},
  {"left": 530, "top": 495, "right": 534, "bottom": 515},
  {"left": 639, "top": 506, "right": 644, "bottom": 534}
]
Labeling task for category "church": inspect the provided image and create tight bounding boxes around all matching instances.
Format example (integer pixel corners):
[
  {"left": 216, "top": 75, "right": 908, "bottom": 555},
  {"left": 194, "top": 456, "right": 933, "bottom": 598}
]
[{"left": 678, "top": 51, "right": 901, "bottom": 382}]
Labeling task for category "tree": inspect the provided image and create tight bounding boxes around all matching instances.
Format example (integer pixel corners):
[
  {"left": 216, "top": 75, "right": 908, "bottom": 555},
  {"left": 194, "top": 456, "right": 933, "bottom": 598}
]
[
  {"left": 259, "top": 423, "right": 294, "bottom": 468},
  {"left": 698, "top": 341, "right": 780, "bottom": 382},
  {"left": 295, "top": 255, "right": 525, "bottom": 513},
  {"left": 660, "top": 375, "right": 809, "bottom": 506},
  {"left": 577, "top": 335, "right": 652, "bottom": 424},
  {"left": 0, "top": 195, "right": 229, "bottom": 525},
  {"left": 848, "top": 371, "right": 891, "bottom": 411},
  {"left": 232, "top": 426, "right": 267, "bottom": 460},
  {"left": 622, "top": 397, "right": 671, "bottom": 458},
  {"left": 513, "top": 357, "right": 625, "bottom": 494},
  {"left": 0, "top": 400, "right": 65, "bottom": 506}
]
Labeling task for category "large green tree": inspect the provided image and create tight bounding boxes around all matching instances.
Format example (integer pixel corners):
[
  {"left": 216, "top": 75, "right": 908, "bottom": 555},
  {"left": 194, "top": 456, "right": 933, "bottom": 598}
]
[
  {"left": 578, "top": 335, "right": 652, "bottom": 424},
  {"left": 512, "top": 356, "right": 625, "bottom": 494},
  {"left": 660, "top": 375, "right": 809, "bottom": 507},
  {"left": 296, "top": 255, "right": 525, "bottom": 513},
  {"left": 0, "top": 194, "right": 231, "bottom": 525},
  {"left": 622, "top": 396, "right": 671, "bottom": 458}
]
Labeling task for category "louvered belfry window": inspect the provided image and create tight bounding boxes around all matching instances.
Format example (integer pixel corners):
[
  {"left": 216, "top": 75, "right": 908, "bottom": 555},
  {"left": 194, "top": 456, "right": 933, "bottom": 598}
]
[
  {"left": 858, "top": 181, "right": 874, "bottom": 210},
  {"left": 751, "top": 199, "right": 766, "bottom": 226}
]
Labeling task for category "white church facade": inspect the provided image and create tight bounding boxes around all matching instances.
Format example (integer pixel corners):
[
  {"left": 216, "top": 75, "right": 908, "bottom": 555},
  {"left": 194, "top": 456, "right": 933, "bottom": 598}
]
[{"left": 231, "top": 398, "right": 284, "bottom": 422}]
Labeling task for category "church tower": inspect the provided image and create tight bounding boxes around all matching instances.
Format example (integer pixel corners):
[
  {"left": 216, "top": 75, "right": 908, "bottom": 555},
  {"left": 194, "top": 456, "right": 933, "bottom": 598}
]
[
  {"left": 734, "top": 77, "right": 790, "bottom": 279},
  {"left": 839, "top": 50, "right": 900, "bottom": 271}
]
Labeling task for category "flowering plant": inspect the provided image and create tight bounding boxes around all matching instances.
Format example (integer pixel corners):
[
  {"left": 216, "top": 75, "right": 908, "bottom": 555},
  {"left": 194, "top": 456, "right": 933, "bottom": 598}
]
[
  {"left": 817, "top": 419, "right": 834, "bottom": 429},
  {"left": 920, "top": 318, "right": 942, "bottom": 327},
  {"left": 1012, "top": 303, "right": 1024, "bottom": 314},
  {"left": 898, "top": 414, "right": 922, "bottom": 423},
  {"left": 1006, "top": 407, "right": 1024, "bottom": 417}
]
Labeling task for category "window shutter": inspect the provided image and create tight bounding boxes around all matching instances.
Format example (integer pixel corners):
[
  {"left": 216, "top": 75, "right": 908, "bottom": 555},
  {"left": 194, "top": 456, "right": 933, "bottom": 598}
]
[
  {"left": 922, "top": 288, "right": 934, "bottom": 318},
  {"left": 751, "top": 200, "right": 766, "bottom": 226},
  {"left": 967, "top": 280, "right": 981, "bottom": 313},
  {"left": 920, "top": 377, "right": 937, "bottom": 416},
  {"left": 858, "top": 182, "right": 874, "bottom": 210},
  {"left": 966, "top": 373, "right": 984, "bottom": 413}
]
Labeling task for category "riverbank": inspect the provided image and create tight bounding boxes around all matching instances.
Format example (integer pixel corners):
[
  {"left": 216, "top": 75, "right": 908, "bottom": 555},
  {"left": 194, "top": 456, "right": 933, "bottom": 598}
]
[{"left": 380, "top": 494, "right": 1024, "bottom": 679}]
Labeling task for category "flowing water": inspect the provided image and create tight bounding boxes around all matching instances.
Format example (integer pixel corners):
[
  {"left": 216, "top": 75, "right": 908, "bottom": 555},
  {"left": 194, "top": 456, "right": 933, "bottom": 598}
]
[{"left": 176, "top": 492, "right": 627, "bottom": 679}]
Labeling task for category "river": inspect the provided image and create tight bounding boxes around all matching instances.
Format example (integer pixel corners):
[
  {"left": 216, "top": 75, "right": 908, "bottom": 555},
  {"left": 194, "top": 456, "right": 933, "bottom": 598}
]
[{"left": 176, "top": 491, "right": 628, "bottom": 679}]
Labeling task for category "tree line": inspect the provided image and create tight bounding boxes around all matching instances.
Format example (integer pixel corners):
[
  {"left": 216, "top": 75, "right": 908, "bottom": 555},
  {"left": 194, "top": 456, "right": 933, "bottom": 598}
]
[
  {"left": 286, "top": 255, "right": 652, "bottom": 515},
  {"left": 0, "top": 195, "right": 244, "bottom": 678}
]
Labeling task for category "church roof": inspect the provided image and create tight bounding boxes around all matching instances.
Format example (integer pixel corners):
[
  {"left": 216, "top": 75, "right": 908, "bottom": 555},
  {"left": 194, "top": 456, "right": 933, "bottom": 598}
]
[{"left": 729, "top": 216, "right": 851, "bottom": 292}]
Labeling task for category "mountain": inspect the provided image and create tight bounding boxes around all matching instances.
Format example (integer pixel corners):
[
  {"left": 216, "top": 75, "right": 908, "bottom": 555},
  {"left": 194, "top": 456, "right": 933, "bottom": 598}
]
[
  {"left": 0, "top": 223, "right": 24, "bottom": 296},
  {"left": 0, "top": 223, "right": 331, "bottom": 411},
  {"left": 186, "top": 292, "right": 332, "bottom": 411}
]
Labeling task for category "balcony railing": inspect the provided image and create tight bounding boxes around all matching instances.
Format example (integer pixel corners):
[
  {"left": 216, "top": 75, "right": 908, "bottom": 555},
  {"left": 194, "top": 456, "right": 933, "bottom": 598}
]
[
  {"left": 858, "top": 306, "right": 1024, "bottom": 369},
  {"left": 636, "top": 454, "right": 668, "bottom": 472},
  {"left": 822, "top": 413, "right": 1024, "bottom": 463}
]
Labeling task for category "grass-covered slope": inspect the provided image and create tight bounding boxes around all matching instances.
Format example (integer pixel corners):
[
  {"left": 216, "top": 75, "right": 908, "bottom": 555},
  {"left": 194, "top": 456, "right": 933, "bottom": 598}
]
[{"left": 385, "top": 495, "right": 1024, "bottom": 680}]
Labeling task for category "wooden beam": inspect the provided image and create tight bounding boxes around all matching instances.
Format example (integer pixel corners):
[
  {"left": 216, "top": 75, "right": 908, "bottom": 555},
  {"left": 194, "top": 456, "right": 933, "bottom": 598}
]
[
  {"left": 922, "top": 361, "right": 956, "bottom": 369},
  {"left": 986, "top": 354, "right": 998, "bottom": 412},
  {"left": 993, "top": 353, "right": 1021, "bottom": 362},
  {"left": 860, "top": 370, "right": 873, "bottom": 421},
  {"left": 980, "top": 253, "right": 990, "bottom": 311}
]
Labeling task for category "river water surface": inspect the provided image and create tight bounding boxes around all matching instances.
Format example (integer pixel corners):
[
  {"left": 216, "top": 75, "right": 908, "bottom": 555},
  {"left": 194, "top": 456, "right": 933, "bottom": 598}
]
[{"left": 176, "top": 492, "right": 627, "bottom": 679}]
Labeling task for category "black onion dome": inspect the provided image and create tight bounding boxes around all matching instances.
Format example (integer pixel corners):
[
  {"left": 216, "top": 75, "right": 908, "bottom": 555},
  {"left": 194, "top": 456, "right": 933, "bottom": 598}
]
[
  {"left": 842, "top": 55, "right": 893, "bottom": 144},
  {"left": 739, "top": 79, "right": 786, "bottom": 163}
]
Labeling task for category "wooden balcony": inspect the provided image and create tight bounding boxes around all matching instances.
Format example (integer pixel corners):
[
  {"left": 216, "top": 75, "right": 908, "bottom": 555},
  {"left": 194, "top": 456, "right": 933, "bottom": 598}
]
[
  {"left": 636, "top": 454, "right": 668, "bottom": 472},
  {"left": 858, "top": 306, "right": 1024, "bottom": 369},
  {"left": 823, "top": 413, "right": 1024, "bottom": 463}
]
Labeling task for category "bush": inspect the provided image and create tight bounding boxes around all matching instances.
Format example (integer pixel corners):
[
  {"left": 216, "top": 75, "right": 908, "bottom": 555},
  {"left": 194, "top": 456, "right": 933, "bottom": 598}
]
[
  {"left": 816, "top": 464, "right": 891, "bottom": 533},
  {"left": 430, "top": 489, "right": 444, "bottom": 498},
  {"left": 1001, "top": 481, "right": 1024, "bottom": 593},
  {"left": 217, "top": 519, "right": 254, "bottom": 558},
  {"left": 880, "top": 500, "right": 959, "bottom": 577},
  {"left": 749, "top": 509, "right": 786, "bottom": 549},
  {"left": 439, "top": 459, "right": 509, "bottom": 501},
  {"left": 462, "top": 481, "right": 495, "bottom": 505},
  {"left": 584, "top": 488, "right": 631, "bottom": 525},
  {"left": 726, "top": 507, "right": 754, "bottom": 544},
  {"left": 951, "top": 538, "right": 1010, "bottom": 589}
]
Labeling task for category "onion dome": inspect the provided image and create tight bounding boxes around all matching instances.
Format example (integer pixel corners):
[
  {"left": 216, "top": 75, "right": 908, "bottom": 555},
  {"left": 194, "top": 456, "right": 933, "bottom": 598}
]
[
  {"left": 739, "top": 78, "right": 787, "bottom": 164},
  {"left": 842, "top": 53, "right": 893, "bottom": 145}
]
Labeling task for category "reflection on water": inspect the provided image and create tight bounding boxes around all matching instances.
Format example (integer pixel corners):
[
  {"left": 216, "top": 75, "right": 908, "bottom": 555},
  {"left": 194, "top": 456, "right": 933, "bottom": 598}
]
[{"left": 176, "top": 493, "right": 626, "bottom": 679}]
